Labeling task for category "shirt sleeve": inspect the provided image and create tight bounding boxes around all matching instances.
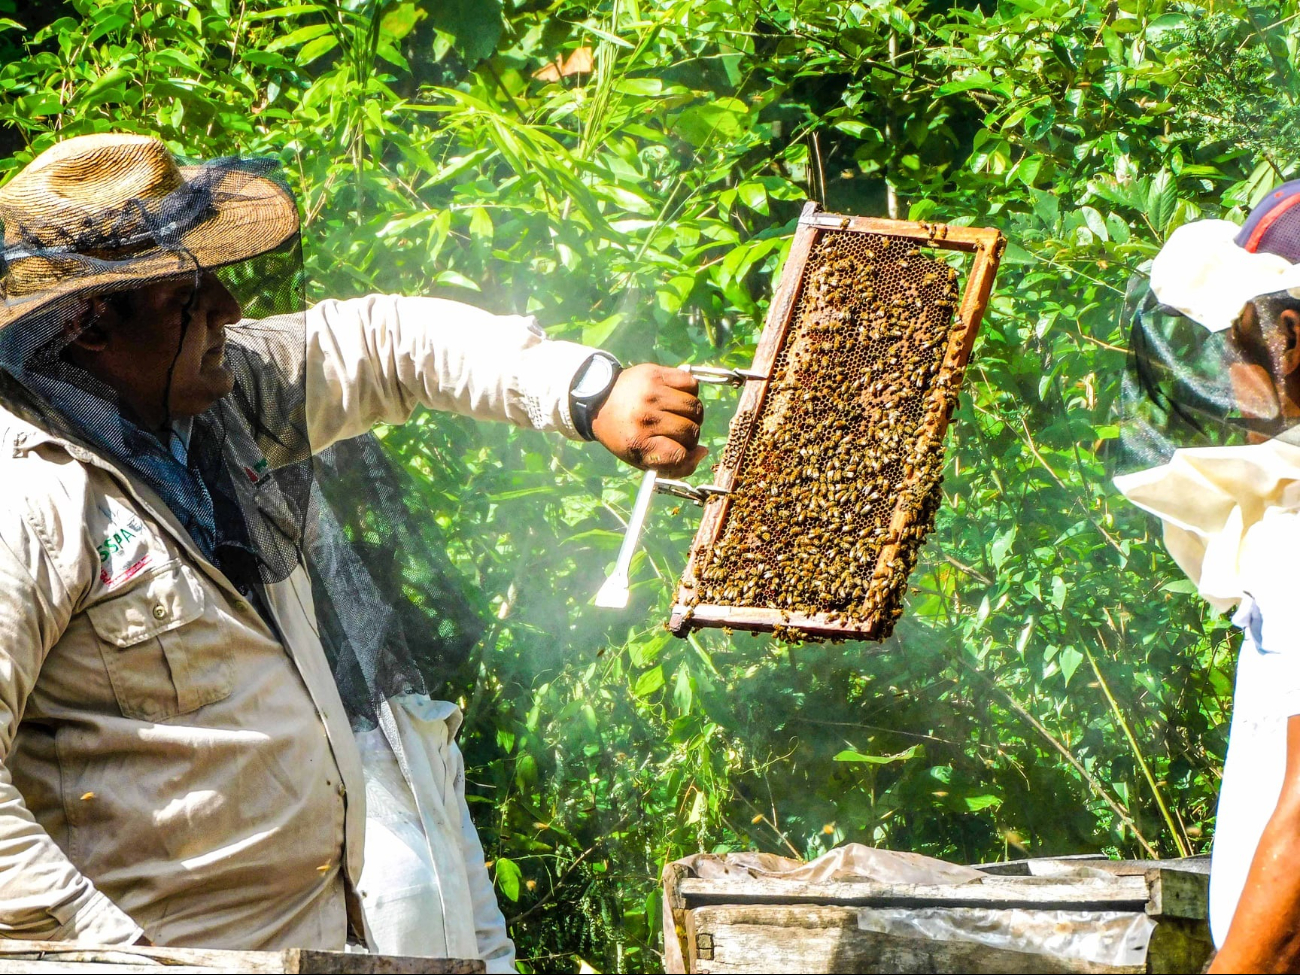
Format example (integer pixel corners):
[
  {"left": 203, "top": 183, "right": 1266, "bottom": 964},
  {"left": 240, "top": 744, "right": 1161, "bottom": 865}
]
[
  {"left": 0, "top": 520, "right": 143, "bottom": 943},
  {"left": 303, "top": 294, "right": 597, "bottom": 453}
]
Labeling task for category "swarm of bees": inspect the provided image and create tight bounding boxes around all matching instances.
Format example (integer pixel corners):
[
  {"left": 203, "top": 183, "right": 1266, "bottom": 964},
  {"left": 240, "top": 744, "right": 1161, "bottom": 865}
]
[{"left": 691, "top": 232, "right": 962, "bottom": 642}]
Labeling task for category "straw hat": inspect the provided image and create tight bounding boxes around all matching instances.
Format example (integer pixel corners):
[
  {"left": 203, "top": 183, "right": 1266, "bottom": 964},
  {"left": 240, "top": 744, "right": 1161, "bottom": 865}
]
[{"left": 0, "top": 133, "right": 299, "bottom": 330}]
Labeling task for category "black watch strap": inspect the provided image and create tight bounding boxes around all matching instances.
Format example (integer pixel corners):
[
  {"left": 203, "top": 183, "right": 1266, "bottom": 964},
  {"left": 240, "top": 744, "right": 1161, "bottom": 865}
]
[{"left": 570, "top": 352, "right": 622, "bottom": 441}]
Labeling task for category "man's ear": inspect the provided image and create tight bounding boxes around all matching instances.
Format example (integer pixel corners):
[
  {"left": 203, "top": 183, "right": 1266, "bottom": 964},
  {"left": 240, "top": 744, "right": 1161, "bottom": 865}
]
[
  {"left": 1281, "top": 307, "right": 1300, "bottom": 378},
  {"left": 65, "top": 296, "right": 113, "bottom": 353}
]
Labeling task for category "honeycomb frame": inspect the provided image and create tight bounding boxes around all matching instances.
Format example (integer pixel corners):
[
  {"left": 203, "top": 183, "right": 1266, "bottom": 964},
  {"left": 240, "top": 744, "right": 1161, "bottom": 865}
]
[{"left": 668, "top": 202, "right": 1005, "bottom": 641}]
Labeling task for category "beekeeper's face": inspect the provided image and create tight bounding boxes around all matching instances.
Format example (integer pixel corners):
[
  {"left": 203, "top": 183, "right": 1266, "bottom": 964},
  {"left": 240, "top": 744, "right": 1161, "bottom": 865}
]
[
  {"left": 65, "top": 271, "right": 243, "bottom": 430},
  {"left": 1228, "top": 294, "right": 1300, "bottom": 433}
]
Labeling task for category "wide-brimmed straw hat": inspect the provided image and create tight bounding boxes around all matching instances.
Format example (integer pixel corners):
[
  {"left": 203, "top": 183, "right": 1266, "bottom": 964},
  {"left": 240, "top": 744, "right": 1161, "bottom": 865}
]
[{"left": 0, "top": 133, "right": 299, "bottom": 331}]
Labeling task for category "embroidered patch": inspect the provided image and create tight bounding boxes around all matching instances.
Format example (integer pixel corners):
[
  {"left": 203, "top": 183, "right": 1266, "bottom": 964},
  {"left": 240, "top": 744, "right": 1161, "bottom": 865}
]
[
  {"left": 94, "top": 498, "right": 155, "bottom": 590},
  {"left": 243, "top": 457, "right": 269, "bottom": 484}
]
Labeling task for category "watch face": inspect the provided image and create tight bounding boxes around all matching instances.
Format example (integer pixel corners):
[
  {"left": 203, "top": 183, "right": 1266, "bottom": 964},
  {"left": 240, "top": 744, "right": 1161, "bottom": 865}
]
[{"left": 573, "top": 355, "right": 616, "bottom": 398}]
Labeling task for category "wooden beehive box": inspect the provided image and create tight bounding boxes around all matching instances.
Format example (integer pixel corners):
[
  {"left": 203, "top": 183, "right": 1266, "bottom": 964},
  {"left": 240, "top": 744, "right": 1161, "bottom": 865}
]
[
  {"left": 662, "top": 856, "right": 1212, "bottom": 974},
  {"left": 0, "top": 942, "right": 483, "bottom": 973},
  {"left": 669, "top": 203, "right": 1005, "bottom": 642}
]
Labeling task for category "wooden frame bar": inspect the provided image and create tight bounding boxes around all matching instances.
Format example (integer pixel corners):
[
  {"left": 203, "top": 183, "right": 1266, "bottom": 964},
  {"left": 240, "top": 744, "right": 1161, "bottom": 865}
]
[{"left": 668, "top": 203, "right": 1005, "bottom": 639}]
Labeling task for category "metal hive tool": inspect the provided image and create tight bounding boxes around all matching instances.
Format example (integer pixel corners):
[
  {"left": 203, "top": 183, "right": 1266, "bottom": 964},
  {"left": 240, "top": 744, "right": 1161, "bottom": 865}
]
[{"left": 667, "top": 202, "right": 1005, "bottom": 641}]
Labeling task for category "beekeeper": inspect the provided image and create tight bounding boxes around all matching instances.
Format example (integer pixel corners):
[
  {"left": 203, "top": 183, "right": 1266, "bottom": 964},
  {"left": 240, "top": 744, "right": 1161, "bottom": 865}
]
[
  {"left": 1114, "top": 184, "right": 1300, "bottom": 972},
  {"left": 0, "top": 133, "right": 706, "bottom": 969}
]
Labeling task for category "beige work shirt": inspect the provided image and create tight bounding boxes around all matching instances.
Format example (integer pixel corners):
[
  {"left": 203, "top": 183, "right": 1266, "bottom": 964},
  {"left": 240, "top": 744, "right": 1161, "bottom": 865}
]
[{"left": 0, "top": 295, "right": 592, "bottom": 948}]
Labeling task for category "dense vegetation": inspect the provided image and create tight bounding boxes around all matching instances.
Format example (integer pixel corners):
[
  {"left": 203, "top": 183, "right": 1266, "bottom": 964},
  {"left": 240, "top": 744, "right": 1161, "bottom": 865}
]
[{"left": 3, "top": 0, "right": 1295, "bottom": 969}]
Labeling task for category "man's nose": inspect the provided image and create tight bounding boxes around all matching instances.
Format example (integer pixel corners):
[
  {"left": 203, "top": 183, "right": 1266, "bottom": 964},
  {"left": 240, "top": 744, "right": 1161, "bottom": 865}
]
[{"left": 201, "top": 272, "right": 243, "bottom": 326}]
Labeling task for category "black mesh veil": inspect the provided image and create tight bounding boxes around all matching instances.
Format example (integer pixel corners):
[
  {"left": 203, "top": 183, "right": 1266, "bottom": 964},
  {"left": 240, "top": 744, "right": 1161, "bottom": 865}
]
[
  {"left": 1114, "top": 273, "right": 1300, "bottom": 475},
  {"left": 0, "top": 144, "right": 484, "bottom": 728}
]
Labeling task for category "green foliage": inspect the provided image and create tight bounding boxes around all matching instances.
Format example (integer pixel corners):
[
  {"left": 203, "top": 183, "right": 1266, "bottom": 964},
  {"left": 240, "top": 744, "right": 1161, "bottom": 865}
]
[{"left": 4, "top": 0, "right": 1295, "bottom": 969}]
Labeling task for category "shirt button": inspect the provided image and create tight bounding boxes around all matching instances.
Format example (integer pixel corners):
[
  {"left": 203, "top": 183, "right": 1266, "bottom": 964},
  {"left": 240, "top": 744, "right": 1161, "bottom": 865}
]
[{"left": 152, "top": 605, "right": 167, "bottom": 620}]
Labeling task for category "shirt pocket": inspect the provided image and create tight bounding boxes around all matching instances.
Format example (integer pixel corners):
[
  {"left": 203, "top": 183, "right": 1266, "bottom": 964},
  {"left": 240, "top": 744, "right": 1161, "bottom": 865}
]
[{"left": 86, "top": 561, "right": 234, "bottom": 722}]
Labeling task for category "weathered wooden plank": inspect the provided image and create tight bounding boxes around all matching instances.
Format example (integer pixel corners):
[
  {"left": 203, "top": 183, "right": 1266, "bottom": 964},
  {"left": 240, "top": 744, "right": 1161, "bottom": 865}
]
[
  {"left": 0, "top": 943, "right": 483, "bottom": 974},
  {"left": 290, "top": 950, "right": 482, "bottom": 974},
  {"left": 0, "top": 964, "right": 216, "bottom": 974},
  {"left": 0, "top": 945, "right": 284, "bottom": 973},
  {"left": 1146, "top": 918, "right": 1214, "bottom": 975},
  {"left": 977, "top": 857, "right": 1211, "bottom": 881},
  {"left": 1144, "top": 870, "right": 1210, "bottom": 922},
  {"left": 686, "top": 904, "right": 1145, "bottom": 974},
  {"left": 677, "top": 875, "right": 1151, "bottom": 912}
]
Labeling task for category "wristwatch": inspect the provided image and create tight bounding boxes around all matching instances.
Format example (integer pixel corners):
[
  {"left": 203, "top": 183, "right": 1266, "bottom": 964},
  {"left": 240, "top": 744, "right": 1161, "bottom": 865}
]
[{"left": 570, "top": 351, "right": 623, "bottom": 441}]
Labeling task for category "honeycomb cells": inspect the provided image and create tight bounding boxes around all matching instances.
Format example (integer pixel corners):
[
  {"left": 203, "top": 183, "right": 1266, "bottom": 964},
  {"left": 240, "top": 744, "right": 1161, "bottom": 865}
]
[{"left": 694, "top": 232, "right": 962, "bottom": 640}]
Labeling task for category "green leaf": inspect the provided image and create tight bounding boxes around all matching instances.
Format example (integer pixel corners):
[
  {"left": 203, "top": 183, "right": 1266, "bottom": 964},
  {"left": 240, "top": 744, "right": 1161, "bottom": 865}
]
[
  {"left": 495, "top": 857, "right": 522, "bottom": 902},
  {"left": 1147, "top": 171, "right": 1177, "bottom": 235},
  {"left": 265, "top": 23, "right": 333, "bottom": 52},
  {"left": 1016, "top": 616, "right": 1035, "bottom": 656},
  {"left": 1015, "top": 155, "right": 1043, "bottom": 187},
  {"left": 672, "top": 666, "right": 693, "bottom": 713},
  {"left": 1059, "top": 647, "right": 1084, "bottom": 685},
  {"left": 297, "top": 34, "right": 338, "bottom": 66},
  {"left": 1080, "top": 206, "right": 1108, "bottom": 242},
  {"left": 834, "top": 745, "right": 921, "bottom": 764},
  {"left": 963, "top": 794, "right": 1003, "bottom": 812},
  {"left": 245, "top": 5, "right": 328, "bottom": 22},
  {"left": 1050, "top": 575, "right": 1067, "bottom": 610},
  {"left": 434, "top": 270, "right": 481, "bottom": 291},
  {"left": 990, "top": 527, "right": 1017, "bottom": 570},
  {"left": 737, "top": 181, "right": 768, "bottom": 215},
  {"left": 614, "top": 78, "right": 663, "bottom": 96},
  {"left": 673, "top": 98, "right": 748, "bottom": 146},
  {"left": 427, "top": 0, "right": 503, "bottom": 65},
  {"left": 468, "top": 206, "right": 493, "bottom": 240},
  {"left": 16, "top": 92, "right": 63, "bottom": 118},
  {"left": 74, "top": 68, "right": 132, "bottom": 109},
  {"left": 937, "top": 72, "right": 994, "bottom": 96},
  {"left": 632, "top": 665, "right": 665, "bottom": 698},
  {"left": 380, "top": 2, "right": 422, "bottom": 40}
]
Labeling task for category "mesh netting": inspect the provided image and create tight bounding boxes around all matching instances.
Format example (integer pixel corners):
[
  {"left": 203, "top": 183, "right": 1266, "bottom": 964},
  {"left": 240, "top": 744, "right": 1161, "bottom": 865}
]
[
  {"left": 1114, "top": 275, "right": 1300, "bottom": 474},
  {"left": 0, "top": 137, "right": 483, "bottom": 726}
]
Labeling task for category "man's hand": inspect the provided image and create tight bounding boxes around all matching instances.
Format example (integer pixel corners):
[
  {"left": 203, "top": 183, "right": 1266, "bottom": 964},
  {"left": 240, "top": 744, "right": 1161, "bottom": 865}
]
[{"left": 591, "top": 363, "right": 707, "bottom": 478}]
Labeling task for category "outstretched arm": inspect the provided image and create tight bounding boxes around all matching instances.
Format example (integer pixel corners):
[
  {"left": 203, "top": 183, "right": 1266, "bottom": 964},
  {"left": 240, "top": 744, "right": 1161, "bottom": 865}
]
[
  {"left": 302, "top": 295, "right": 704, "bottom": 475},
  {"left": 1211, "top": 714, "right": 1300, "bottom": 973}
]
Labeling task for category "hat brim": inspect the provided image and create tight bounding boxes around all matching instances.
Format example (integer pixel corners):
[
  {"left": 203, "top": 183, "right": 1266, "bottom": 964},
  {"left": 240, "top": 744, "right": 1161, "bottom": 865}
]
[{"left": 0, "top": 165, "right": 300, "bottom": 331}]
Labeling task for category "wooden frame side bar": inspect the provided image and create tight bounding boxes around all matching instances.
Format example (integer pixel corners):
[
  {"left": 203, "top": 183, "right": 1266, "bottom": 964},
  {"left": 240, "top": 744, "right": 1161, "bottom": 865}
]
[{"left": 670, "top": 201, "right": 822, "bottom": 616}]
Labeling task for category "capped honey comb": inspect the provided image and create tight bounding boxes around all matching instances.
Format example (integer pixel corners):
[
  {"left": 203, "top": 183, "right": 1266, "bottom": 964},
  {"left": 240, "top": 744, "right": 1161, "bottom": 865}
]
[{"left": 668, "top": 203, "right": 1004, "bottom": 642}]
